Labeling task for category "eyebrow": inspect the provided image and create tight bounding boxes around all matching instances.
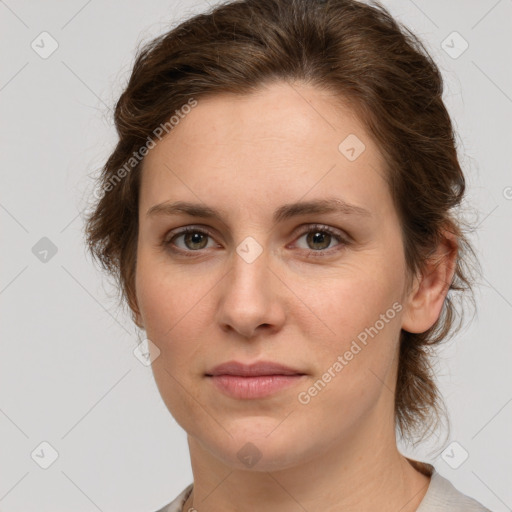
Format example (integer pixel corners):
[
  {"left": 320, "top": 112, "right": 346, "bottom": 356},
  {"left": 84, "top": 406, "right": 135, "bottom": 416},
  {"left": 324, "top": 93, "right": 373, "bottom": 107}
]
[{"left": 146, "top": 198, "right": 372, "bottom": 223}]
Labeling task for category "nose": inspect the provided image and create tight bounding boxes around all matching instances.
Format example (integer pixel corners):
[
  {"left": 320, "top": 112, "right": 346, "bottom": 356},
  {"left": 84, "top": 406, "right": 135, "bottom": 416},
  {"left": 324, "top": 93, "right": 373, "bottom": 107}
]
[{"left": 215, "top": 245, "right": 286, "bottom": 339}]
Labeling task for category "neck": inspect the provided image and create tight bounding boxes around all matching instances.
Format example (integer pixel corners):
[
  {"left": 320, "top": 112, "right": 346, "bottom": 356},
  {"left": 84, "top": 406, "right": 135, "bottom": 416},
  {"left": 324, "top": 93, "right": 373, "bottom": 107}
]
[{"left": 182, "top": 413, "right": 431, "bottom": 512}]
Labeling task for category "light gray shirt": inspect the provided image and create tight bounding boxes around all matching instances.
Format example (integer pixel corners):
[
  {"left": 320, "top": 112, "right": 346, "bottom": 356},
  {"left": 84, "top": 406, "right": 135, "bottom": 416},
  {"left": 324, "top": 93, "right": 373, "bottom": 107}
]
[{"left": 155, "top": 466, "right": 492, "bottom": 512}]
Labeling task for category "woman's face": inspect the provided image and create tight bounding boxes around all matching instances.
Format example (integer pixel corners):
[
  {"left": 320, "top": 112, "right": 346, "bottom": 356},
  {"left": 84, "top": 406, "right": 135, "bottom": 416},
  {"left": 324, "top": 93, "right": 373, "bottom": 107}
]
[{"left": 135, "top": 81, "right": 417, "bottom": 471}]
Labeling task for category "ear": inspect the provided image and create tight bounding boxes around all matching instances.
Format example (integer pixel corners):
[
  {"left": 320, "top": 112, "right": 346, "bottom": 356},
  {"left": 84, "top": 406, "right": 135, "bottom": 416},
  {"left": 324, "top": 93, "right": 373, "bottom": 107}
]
[{"left": 401, "top": 230, "right": 458, "bottom": 334}]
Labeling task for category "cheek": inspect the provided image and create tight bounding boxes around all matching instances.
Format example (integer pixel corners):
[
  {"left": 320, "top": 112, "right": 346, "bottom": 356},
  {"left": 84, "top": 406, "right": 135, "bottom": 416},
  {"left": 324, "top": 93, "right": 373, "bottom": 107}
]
[
  {"left": 293, "top": 278, "right": 402, "bottom": 430},
  {"left": 135, "top": 251, "right": 215, "bottom": 349},
  {"left": 294, "top": 265, "right": 403, "bottom": 381},
  {"left": 295, "top": 263, "right": 399, "bottom": 336},
  {"left": 135, "top": 255, "right": 212, "bottom": 412}
]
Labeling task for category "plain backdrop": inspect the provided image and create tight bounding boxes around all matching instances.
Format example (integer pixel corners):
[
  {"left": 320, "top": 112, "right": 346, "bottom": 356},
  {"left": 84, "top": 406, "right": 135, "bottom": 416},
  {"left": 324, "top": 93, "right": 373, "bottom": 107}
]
[{"left": 0, "top": 0, "right": 511, "bottom": 511}]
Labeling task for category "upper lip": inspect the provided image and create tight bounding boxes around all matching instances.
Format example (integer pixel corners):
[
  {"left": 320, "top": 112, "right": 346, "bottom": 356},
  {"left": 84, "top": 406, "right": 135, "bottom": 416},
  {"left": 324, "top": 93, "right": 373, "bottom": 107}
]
[{"left": 206, "top": 360, "right": 306, "bottom": 377}]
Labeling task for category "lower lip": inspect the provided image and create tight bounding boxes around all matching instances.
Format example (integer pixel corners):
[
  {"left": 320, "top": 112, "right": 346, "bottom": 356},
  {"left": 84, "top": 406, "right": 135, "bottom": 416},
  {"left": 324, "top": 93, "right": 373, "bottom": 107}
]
[{"left": 207, "top": 374, "right": 305, "bottom": 399}]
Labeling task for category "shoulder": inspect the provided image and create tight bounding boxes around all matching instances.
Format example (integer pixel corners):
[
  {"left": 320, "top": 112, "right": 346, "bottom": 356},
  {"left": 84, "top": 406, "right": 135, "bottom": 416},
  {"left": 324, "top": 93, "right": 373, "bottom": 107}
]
[
  {"left": 417, "top": 470, "right": 493, "bottom": 512},
  {"left": 154, "top": 483, "right": 193, "bottom": 512}
]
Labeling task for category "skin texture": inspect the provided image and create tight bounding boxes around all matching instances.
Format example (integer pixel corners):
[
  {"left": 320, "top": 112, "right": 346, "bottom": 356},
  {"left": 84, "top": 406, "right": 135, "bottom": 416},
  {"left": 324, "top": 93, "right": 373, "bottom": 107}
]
[{"left": 134, "top": 81, "right": 457, "bottom": 512}]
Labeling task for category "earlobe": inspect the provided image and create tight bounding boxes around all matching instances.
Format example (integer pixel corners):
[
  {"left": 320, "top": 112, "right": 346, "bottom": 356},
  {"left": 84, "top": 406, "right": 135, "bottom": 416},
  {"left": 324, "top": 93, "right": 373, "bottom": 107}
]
[{"left": 401, "top": 231, "right": 458, "bottom": 334}]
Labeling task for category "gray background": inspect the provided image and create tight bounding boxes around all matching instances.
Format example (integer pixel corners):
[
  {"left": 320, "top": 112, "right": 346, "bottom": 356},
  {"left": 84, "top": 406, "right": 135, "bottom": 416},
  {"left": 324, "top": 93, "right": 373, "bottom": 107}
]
[{"left": 0, "top": 0, "right": 511, "bottom": 510}]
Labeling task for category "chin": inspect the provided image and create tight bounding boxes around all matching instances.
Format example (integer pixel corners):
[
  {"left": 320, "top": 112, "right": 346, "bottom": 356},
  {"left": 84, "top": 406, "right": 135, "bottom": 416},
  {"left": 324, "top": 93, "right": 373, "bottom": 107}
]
[{"left": 195, "top": 419, "right": 317, "bottom": 472}]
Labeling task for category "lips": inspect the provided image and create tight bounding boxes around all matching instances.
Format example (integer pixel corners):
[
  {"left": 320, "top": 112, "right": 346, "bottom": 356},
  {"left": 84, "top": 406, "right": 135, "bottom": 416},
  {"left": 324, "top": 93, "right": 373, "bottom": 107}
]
[
  {"left": 206, "top": 360, "right": 305, "bottom": 377},
  {"left": 206, "top": 360, "right": 307, "bottom": 399}
]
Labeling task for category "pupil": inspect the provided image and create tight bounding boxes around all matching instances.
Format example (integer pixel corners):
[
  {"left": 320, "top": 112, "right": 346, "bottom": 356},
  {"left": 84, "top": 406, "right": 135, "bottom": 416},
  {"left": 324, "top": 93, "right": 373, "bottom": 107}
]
[
  {"left": 186, "top": 232, "right": 207, "bottom": 249},
  {"left": 309, "top": 231, "right": 330, "bottom": 250}
]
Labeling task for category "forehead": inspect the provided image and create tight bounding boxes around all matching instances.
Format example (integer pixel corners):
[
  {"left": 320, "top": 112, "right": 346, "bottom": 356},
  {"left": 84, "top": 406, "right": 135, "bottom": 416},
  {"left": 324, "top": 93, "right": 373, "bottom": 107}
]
[{"left": 139, "top": 81, "right": 391, "bottom": 220}]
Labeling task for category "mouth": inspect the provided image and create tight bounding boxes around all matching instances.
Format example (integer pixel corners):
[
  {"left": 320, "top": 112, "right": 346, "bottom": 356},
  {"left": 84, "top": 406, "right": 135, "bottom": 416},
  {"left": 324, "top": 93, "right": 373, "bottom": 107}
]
[
  {"left": 205, "top": 360, "right": 307, "bottom": 399},
  {"left": 205, "top": 360, "right": 306, "bottom": 377}
]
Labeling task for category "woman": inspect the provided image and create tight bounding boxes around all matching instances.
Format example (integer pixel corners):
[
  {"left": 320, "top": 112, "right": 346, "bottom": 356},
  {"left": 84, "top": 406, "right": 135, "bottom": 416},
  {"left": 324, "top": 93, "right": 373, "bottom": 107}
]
[{"left": 84, "top": 0, "right": 490, "bottom": 510}]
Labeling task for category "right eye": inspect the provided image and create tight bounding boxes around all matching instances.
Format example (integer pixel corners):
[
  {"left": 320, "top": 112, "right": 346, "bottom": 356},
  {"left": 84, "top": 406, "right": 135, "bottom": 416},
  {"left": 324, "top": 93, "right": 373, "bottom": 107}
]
[{"left": 163, "top": 226, "right": 218, "bottom": 255}]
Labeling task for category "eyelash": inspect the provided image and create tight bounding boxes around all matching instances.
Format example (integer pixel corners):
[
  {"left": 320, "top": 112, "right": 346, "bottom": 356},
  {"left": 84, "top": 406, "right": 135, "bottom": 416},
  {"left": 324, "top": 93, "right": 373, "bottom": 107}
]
[{"left": 162, "top": 224, "right": 349, "bottom": 259}]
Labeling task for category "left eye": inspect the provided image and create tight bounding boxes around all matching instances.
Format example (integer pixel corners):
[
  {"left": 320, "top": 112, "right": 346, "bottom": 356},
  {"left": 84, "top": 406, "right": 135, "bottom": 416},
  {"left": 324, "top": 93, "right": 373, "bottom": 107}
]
[{"left": 294, "top": 226, "right": 346, "bottom": 253}]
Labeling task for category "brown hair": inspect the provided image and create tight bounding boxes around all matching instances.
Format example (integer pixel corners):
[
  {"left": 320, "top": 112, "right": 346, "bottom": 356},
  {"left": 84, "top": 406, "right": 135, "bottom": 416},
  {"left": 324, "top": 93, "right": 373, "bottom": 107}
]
[{"left": 84, "top": 0, "right": 480, "bottom": 447}]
